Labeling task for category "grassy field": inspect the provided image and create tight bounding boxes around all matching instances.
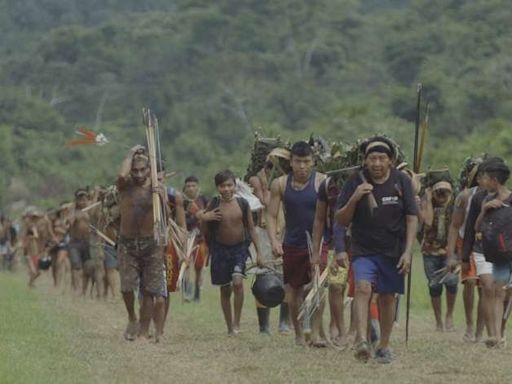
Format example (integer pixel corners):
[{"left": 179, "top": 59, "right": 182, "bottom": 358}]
[{"left": 1, "top": 254, "right": 512, "bottom": 384}]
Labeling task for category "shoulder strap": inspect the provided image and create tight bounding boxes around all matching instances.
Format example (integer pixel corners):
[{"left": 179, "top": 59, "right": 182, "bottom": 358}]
[
  {"left": 236, "top": 197, "right": 249, "bottom": 229},
  {"left": 279, "top": 175, "right": 287, "bottom": 199},
  {"left": 207, "top": 196, "right": 220, "bottom": 211},
  {"left": 392, "top": 169, "right": 405, "bottom": 199},
  {"left": 206, "top": 197, "right": 221, "bottom": 243},
  {"left": 325, "top": 176, "right": 331, "bottom": 197}
]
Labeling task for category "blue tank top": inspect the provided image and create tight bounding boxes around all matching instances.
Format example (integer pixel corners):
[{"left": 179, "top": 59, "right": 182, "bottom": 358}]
[{"left": 283, "top": 172, "right": 318, "bottom": 247}]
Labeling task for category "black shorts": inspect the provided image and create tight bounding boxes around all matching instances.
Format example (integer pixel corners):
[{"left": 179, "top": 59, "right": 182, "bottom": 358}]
[
  {"left": 68, "top": 240, "right": 90, "bottom": 270},
  {"left": 210, "top": 241, "right": 250, "bottom": 286}
]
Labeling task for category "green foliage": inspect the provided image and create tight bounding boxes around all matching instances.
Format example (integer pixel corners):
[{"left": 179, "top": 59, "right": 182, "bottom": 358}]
[{"left": 0, "top": 0, "right": 511, "bottom": 205}]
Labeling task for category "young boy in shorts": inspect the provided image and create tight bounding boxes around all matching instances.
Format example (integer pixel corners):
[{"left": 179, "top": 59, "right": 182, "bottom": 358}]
[{"left": 202, "top": 170, "right": 262, "bottom": 335}]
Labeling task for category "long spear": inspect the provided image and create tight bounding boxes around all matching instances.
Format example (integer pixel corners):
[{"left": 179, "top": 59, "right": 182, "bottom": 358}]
[{"left": 406, "top": 83, "right": 422, "bottom": 347}]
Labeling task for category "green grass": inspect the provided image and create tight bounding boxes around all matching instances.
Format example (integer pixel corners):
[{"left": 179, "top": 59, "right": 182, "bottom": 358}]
[
  {"left": 0, "top": 273, "right": 92, "bottom": 384},
  {"left": 1, "top": 257, "right": 512, "bottom": 384}
]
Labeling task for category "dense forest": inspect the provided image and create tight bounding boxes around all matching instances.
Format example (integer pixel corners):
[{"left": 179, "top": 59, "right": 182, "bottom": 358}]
[{"left": 0, "top": 0, "right": 511, "bottom": 207}]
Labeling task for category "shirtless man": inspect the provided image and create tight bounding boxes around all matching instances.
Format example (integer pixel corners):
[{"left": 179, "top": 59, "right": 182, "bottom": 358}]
[
  {"left": 267, "top": 141, "right": 326, "bottom": 346},
  {"left": 99, "top": 191, "right": 120, "bottom": 299},
  {"left": 182, "top": 175, "right": 209, "bottom": 302},
  {"left": 118, "top": 145, "right": 168, "bottom": 342},
  {"left": 68, "top": 189, "right": 93, "bottom": 293},
  {"left": 22, "top": 207, "right": 57, "bottom": 287},
  {"left": 201, "top": 170, "right": 262, "bottom": 335},
  {"left": 83, "top": 187, "right": 107, "bottom": 300},
  {"left": 50, "top": 202, "right": 73, "bottom": 292},
  {"left": 0, "top": 214, "right": 12, "bottom": 270}
]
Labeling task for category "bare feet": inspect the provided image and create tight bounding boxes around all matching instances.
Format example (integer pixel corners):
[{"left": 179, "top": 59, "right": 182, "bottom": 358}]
[
  {"left": 354, "top": 341, "right": 371, "bottom": 363},
  {"left": 436, "top": 322, "right": 444, "bottom": 332},
  {"left": 463, "top": 332, "right": 475, "bottom": 343},
  {"left": 445, "top": 317, "right": 455, "bottom": 332},
  {"left": 295, "top": 335, "right": 306, "bottom": 346},
  {"left": 278, "top": 322, "right": 291, "bottom": 334},
  {"left": 154, "top": 332, "right": 163, "bottom": 344},
  {"left": 332, "top": 335, "right": 348, "bottom": 348},
  {"left": 124, "top": 320, "right": 139, "bottom": 341},
  {"left": 485, "top": 338, "right": 498, "bottom": 349}
]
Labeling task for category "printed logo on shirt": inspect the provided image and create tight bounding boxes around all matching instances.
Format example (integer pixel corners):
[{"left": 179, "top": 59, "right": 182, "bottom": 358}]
[{"left": 381, "top": 196, "right": 399, "bottom": 205}]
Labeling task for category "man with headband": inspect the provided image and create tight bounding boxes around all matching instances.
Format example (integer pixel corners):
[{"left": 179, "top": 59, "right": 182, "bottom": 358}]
[
  {"left": 420, "top": 173, "right": 457, "bottom": 332},
  {"left": 117, "top": 145, "right": 168, "bottom": 342},
  {"left": 335, "top": 136, "right": 418, "bottom": 363}
]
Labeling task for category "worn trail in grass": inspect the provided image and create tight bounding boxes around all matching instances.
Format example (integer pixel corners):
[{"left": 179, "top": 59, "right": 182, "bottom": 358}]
[{"left": 1, "top": 264, "right": 512, "bottom": 384}]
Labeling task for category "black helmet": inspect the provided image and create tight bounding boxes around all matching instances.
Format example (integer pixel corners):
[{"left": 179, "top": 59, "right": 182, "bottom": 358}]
[
  {"left": 251, "top": 269, "right": 285, "bottom": 308},
  {"left": 38, "top": 256, "right": 52, "bottom": 271}
]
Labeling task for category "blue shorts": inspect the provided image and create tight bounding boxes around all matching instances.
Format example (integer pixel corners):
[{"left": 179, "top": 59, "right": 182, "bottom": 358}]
[
  {"left": 210, "top": 241, "right": 249, "bottom": 286},
  {"left": 352, "top": 255, "right": 404, "bottom": 294},
  {"left": 493, "top": 260, "right": 512, "bottom": 285}
]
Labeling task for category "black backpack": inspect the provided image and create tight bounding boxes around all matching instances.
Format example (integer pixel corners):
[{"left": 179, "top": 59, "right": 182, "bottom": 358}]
[
  {"left": 205, "top": 196, "right": 251, "bottom": 246},
  {"left": 481, "top": 199, "right": 512, "bottom": 263}
]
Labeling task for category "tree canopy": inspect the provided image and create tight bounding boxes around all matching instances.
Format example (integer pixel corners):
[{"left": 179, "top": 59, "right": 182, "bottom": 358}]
[{"left": 0, "top": 0, "right": 511, "bottom": 206}]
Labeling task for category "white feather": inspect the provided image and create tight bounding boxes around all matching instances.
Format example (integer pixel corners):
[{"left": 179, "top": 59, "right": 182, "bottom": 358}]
[{"left": 235, "top": 178, "right": 263, "bottom": 211}]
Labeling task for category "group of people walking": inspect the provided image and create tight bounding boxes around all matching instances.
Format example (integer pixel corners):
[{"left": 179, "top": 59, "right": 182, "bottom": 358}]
[{"left": 8, "top": 134, "right": 511, "bottom": 365}]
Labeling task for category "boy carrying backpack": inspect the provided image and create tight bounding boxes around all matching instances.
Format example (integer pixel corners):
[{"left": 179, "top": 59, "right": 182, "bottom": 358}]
[
  {"left": 475, "top": 157, "right": 512, "bottom": 348},
  {"left": 201, "top": 170, "right": 263, "bottom": 335}
]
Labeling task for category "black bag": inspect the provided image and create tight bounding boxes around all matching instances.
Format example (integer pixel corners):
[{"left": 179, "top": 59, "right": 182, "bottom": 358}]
[
  {"left": 38, "top": 256, "right": 52, "bottom": 271},
  {"left": 251, "top": 269, "right": 285, "bottom": 308},
  {"left": 481, "top": 203, "right": 512, "bottom": 263}
]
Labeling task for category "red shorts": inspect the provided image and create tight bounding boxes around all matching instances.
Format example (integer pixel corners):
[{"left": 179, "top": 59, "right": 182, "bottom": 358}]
[
  {"left": 194, "top": 241, "right": 208, "bottom": 272},
  {"left": 456, "top": 237, "right": 477, "bottom": 284},
  {"left": 282, "top": 244, "right": 328, "bottom": 289},
  {"left": 165, "top": 241, "right": 180, "bottom": 293},
  {"left": 30, "top": 255, "right": 40, "bottom": 271}
]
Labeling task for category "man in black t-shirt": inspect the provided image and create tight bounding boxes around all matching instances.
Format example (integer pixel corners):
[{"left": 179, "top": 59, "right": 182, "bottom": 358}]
[{"left": 335, "top": 137, "right": 418, "bottom": 363}]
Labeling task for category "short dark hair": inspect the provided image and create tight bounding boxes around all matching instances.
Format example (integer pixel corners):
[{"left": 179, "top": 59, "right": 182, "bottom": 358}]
[
  {"left": 480, "top": 157, "right": 510, "bottom": 185},
  {"left": 290, "top": 141, "right": 313, "bottom": 158},
  {"left": 185, "top": 175, "right": 199, "bottom": 184},
  {"left": 214, "top": 170, "right": 236, "bottom": 186}
]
